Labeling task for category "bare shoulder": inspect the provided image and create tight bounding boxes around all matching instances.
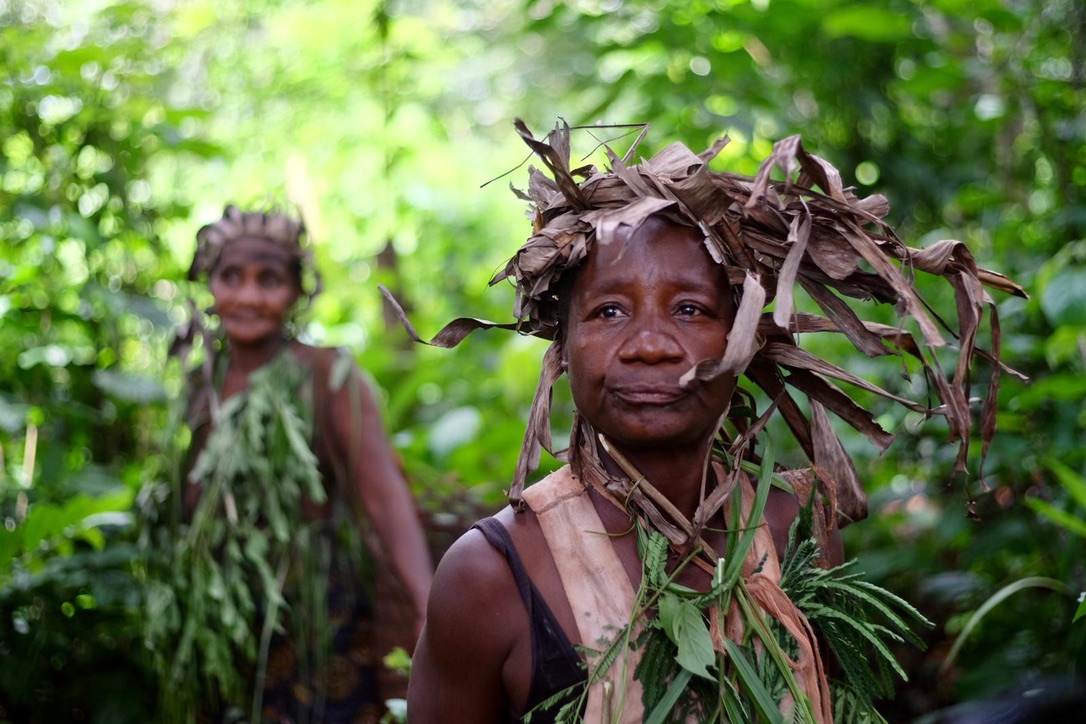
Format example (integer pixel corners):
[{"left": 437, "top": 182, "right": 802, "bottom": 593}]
[
  {"left": 430, "top": 521, "right": 521, "bottom": 624},
  {"left": 408, "top": 514, "right": 528, "bottom": 722},
  {"left": 423, "top": 507, "right": 553, "bottom": 649},
  {"left": 288, "top": 342, "right": 357, "bottom": 382},
  {"left": 292, "top": 344, "right": 381, "bottom": 427}
]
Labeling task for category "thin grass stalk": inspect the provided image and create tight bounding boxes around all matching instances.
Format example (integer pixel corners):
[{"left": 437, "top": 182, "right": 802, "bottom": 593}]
[
  {"left": 940, "top": 576, "right": 1072, "bottom": 676},
  {"left": 251, "top": 556, "right": 289, "bottom": 722},
  {"left": 734, "top": 584, "right": 816, "bottom": 721}
]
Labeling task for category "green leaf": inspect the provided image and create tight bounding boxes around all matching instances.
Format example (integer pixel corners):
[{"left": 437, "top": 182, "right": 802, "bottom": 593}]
[
  {"left": 383, "top": 646, "right": 413, "bottom": 674},
  {"left": 821, "top": 7, "right": 914, "bottom": 42},
  {"left": 643, "top": 668, "right": 693, "bottom": 724},
  {"left": 657, "top": 591, "right": 680, "bottom": 636},
  {"left": 0, "top": 527, "right": 23, "bottom": 576},
  {"left": 720, "top": 443, "right": 775, "bottom": 592},
  {"left": 659, "top": 596, "right": 716, "bottom": 681},
  {"left": 722, "top": 639, "right": 786, "bottom": 723},
  {"left": 1040, "top": 267, "right": 1086, "bottom": 327},
  {"left": 1025, "top": 498, "right": 1086, "bottom": 539},
  {"left": 1045, "top": 458, "right": 1086, "bottom": 513},
  {"left": 812, "top": 607, "right": 908, "bottom": 679},
  {"left": 820, "top": 578, "right": 929, "bottom": 635},
  {"left": 207, "top": 564, "right": 226, "bottom": 601}
]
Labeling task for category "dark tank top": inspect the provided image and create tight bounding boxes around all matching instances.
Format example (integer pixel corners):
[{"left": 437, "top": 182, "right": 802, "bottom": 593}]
[{"left": 473, "top": 518, "right": 587, "bottom": 723}]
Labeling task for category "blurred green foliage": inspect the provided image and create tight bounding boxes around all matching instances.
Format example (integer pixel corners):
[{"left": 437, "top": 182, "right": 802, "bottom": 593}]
[
  {"left": 0, "top": 1, "right": 215, "bottom": 720},
  {"left": 1, "top": 0, "right": 1083, "bottom": 721}
]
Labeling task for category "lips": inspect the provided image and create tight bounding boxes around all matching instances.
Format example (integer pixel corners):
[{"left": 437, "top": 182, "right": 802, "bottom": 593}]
[
  {"left": 611, "top": 384, "right": 688, "bottom": 405},
  {"left": 222, "top": 311, "right": 267, "bottom": 322}
]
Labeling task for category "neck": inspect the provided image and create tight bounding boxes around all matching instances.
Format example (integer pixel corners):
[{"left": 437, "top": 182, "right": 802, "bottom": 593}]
[
  {"left": 225, "top": 335, "right": 289, "bottom": 376},
  {"left": 597, "top": 435, "right": 715, "bottom": 521}
]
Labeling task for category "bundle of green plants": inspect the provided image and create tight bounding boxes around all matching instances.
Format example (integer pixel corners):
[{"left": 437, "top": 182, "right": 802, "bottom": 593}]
[
  {"left": 141, "top": 351, "right": 362, "bottom": 722},
  {"left": 529, "top": 449, "right": 931, "bottom": 723}
]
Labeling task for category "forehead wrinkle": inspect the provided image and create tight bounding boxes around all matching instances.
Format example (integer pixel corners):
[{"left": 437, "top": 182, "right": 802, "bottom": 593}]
[{"left": 576, "top": 260, "right": 728, "bottom": 314}]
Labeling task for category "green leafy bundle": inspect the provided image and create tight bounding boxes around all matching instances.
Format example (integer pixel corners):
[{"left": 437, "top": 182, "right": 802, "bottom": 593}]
[
  {"left": 532, "top": 453, "right": 931, "bottom": 723},
  {"left": 143, "top": 351, "right": 333, "bottom": 722},
  {"left": 636, "top": 492, "right": 930, "bottom": 723}
]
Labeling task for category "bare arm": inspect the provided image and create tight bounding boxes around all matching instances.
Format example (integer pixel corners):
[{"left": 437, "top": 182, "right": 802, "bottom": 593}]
[
  {"left": 408, "top": 528, "right": 524, "bottom": 723},
  {"left": 327, "top": 359, "right": 433, "bottom": 641}
]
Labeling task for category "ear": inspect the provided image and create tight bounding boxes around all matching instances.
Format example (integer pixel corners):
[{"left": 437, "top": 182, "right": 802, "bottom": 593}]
[{"left": 556, "top": 332, "right": 569, "bottom": 372}]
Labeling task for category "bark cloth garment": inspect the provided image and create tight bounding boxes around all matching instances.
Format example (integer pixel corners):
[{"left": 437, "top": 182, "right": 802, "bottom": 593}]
[
  {"left": 183, "top": 346, "right": 410, "bottom": 723},
  {"left": 506, "top": 464, "right": 832, "bottom": 723}
]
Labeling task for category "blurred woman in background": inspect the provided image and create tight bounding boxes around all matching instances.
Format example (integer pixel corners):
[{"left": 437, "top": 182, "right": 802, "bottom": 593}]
[{"left": 145, "top": 205, "right": 432, "bottom": 723}]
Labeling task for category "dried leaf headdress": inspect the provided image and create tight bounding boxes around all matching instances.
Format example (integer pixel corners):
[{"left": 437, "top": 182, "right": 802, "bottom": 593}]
[
  {"left": 189, "top": 204, "right": 320, "bottom": 294},
  {"left": 383, "top": 121, "right": 1026, "bottom": 524}
]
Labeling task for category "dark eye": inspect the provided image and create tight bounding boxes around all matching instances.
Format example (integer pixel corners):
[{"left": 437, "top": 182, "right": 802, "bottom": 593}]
[
  {"left": 259, "top": 270, "right": 286, "bottom": 289},
  {"left": 677, "top": 303, "right": 701, "bottom": 317},
  {"left": 597, "top": 303, "right": 623, "bottom": 319},
  {"left": 218, "top": 267, "right": 241, "bottom": 284}
]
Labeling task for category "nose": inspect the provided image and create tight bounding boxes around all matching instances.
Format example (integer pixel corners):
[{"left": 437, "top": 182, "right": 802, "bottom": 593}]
[
  {"left": 233, "top": 280, "right": 263, "bottom": 306},
  {"left": 617, "top": 315, "right": 683, "bottom": 364}
]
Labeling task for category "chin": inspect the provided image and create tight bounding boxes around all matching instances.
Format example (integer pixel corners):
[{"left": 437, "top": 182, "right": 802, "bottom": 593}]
[
  {"left": 224, "top": 332, "right": 281, "bottom": 347},
  {"left": 598, "top": 412, "right": 719, "bottom": 449},
  {"left": 599, "top": 425, "right": 717, "bottom": 453},
  {"left": 222, "top": 323, "right": 278, "bottom": 342}
]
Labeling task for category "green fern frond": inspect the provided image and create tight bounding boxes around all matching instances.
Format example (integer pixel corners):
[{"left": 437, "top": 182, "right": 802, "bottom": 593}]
[
  {"left": 638, "top": 527, "right": 670, "bottom": 589},
  {"left": 831, "top": 680, "right": 889, "bottom": 724},
  {"left": 776, "top": 500, "right": 933, "bottom": 710}
]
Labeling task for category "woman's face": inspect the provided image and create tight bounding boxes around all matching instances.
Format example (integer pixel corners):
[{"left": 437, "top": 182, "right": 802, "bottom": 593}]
[
  {"left": 563, "top": 218, "right": 737, "bottom": 452},
  {"left": 208, "top": 236, "right": 301, "bottom": 348}
]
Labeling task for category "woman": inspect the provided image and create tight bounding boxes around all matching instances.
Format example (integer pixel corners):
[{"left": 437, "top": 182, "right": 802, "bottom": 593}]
[
  {"left": 401, "top": 122, "right": 1024, "bottom": 722},
  {"left": 148, "top": 206, "right": 432, "bottom": 723}
]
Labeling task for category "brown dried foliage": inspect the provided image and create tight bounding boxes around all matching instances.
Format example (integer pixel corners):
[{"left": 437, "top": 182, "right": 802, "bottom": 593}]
[{"left": 383, "top": 121, "right": 1026, "bottom": 525}]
